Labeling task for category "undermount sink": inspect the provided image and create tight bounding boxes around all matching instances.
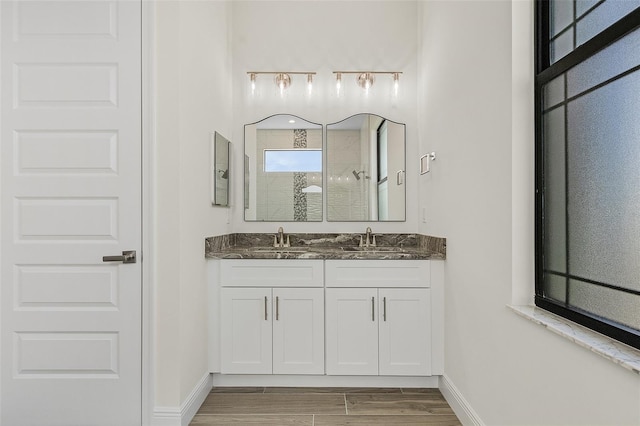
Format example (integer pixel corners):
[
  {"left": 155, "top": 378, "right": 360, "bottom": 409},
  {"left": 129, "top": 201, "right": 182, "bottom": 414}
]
[
  {"left": 341, "top": 246, "right": 405, "bottom": 253},
  {"left": 252, "top": 247, "right": 309, "bottom": 253}
]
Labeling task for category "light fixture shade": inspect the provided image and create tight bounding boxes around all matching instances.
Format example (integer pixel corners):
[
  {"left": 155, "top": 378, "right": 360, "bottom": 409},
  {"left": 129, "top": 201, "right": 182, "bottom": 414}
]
[
  {"left": 274, "top": 73, "right": 291, "bottom": 90},
  {"left": 357, "top": 72, "right": 375, "bottom": 90},
  {"left": 249, "top": 73, "right": 257, "bottom": 94},
  {"left": 307, "top": 73, "right": 313, "bottom": 94}
]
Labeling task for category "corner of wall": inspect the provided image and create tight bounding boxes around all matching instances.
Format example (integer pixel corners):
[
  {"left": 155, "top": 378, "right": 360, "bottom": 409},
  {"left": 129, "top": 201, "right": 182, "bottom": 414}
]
[
  {"left": 439, "top": 375, "right": 485, "bottom": 426},
  {"left": 510, "top": 0, "right": 535, "bottom": 305},
  {"left": 150, "top": 372, "right": 212, "bottom": 426}
]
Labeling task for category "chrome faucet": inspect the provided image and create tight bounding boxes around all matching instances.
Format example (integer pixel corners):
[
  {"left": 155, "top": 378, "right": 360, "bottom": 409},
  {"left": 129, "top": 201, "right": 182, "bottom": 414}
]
[
  {"left": 274, "top": 226, "right": 289, "bottom": 248},
  {"left": 359, "top": 227, "right": 376, "bottom": 248}
]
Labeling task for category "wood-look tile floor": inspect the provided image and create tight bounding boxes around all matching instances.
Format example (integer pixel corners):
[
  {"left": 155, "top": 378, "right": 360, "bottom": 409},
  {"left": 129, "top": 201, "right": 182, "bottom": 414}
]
[{"left": 191, "top": 387, "right": 462, "bottom": 425}]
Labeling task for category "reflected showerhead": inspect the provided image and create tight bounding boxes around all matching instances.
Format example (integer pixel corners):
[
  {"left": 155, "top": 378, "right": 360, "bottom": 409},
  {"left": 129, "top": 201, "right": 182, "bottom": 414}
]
[
  {"left": 218, "top": 169, "right": 229, "bottom": 179},
  {"left": 352, "top": 170, "right": 367, "bottom": 180}
]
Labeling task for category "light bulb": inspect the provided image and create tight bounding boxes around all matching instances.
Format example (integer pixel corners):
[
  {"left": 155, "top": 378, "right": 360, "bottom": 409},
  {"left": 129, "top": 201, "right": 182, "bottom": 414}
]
[
  {"left": 393, "top": 72, "right": 400, "bottom": 96},
  {"left": 357, "top": 73, "right": 375, "bottom": 94},
  {"left": 336, "top": 73, "right": 342, "bottom": 96},
  {"left": 307, "top": 74, "right": 313, "bottom": 95},
  {"left": 249, "top": 73, "right": 256, "bottom": 95},
  {"left": 274, "top": 73, "right": 291, "bottom": 98}
]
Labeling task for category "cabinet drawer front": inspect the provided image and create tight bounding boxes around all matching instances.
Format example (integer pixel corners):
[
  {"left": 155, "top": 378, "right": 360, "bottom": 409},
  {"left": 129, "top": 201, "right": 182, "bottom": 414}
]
[
  {"left": 325, "top": 260, "right": 430, "bottom": 288},
  {"left": 221, "top": 259, "right": 324, "bottom": 287}
]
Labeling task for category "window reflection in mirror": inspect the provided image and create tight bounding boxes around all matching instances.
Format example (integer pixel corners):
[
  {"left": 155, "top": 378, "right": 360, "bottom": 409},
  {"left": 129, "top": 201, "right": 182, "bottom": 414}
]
[
  {"left": 244, "top": 114, "right": 323, "bottom": 222},
  {"left": 326, "top": 114, "right": 406, "bottom": 221}
]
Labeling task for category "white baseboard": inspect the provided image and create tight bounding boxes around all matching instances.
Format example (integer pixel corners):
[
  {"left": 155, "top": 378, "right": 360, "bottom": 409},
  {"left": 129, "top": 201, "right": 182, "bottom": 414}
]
[
  {"left": 439, "top": 374, "right": 485, "bottom": 426},
  {"left": 180, "top": 372, "right": 213, "bottom": 425},
  {"left": 151, "top": 372, "right": 212, "bottom": 426},
  {"left": 212, "top": 373, "right": 439, "bottom": 388},
  {"left": 150, "top": 407, "right": 180, "bottom": 426}
]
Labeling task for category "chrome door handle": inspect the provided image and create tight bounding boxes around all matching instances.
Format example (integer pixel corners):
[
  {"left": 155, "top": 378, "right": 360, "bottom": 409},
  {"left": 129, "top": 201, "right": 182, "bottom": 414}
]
[
  {"left": 372, "top": 297, "right": 375, "bottom": 321},
  {"left": 383, "top": 297, "right": 387, "bottom": 322},
  {"left": 264, "top": 296, "right": 268, "bottom": 321},
  {"left": 102, "top": 250, "right": 137, "bottom": 264}
]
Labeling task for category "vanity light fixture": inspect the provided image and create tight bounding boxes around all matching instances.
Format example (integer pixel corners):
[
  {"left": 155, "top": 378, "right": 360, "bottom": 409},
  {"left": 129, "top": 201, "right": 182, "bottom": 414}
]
[
  {"left": 246, "top": 71, "right": 317, "bottom": 96},
  {"left": 393, "top": 72, "right": 400, "bottom": 96},
  {"left": 274, "top": 73, "right": 291, "bottom": 95},
  {"left": 307, "top": 73, "right": 314, "bottom": 95},
  {"left": 332, "top": 71, "right": 402, "bottom": 93},
  {"left": 249, "top": 72, "right": 257, "bottom": 94},
  {"left": 357, "top": 72, "right": 375, "bottom": 91}
]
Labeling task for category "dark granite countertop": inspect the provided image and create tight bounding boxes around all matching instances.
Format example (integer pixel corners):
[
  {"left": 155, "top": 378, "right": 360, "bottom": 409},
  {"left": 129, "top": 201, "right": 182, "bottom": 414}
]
[{"left": 205, "top": 233, "right": 446, "bottom": 260}]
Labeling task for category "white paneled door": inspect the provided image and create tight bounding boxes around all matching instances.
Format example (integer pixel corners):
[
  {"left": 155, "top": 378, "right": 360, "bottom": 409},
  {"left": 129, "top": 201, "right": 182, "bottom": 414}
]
[{"left": 1, "top": 1, "right": 142, "bottom": 425}]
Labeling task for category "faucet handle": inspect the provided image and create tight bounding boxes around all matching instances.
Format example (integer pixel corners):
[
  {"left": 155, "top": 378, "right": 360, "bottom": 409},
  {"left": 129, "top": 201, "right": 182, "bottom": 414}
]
[
  {"left": 371, "top": 235, "right": 376, "bottom": 247},
  {"left": 358, "top": 235, "right": 364, "bottom": 248}
]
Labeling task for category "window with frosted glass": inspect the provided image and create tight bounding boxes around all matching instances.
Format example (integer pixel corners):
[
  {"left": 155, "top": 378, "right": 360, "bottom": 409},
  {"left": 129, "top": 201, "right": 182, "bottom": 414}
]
[
  {"left": 548, "top": 0, "right": 640, "bottom": 64},
  {"left": 536, "top": 2, "right": 640, "bottom": 349}
]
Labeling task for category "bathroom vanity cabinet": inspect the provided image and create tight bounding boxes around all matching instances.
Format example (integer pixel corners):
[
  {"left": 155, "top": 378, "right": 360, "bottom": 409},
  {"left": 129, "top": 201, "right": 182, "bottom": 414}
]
[
  {"left": 325, "top": 260, "right": 433, "bottom": 376},
  {"left": 211, "top": 257, "right": 444, "bottom": 385},
  {"left": 220, "top": 260, "right": 324, "bottom": 375},
  {"left": 325, "top": 288, "right": 431, "bottom": 376}
]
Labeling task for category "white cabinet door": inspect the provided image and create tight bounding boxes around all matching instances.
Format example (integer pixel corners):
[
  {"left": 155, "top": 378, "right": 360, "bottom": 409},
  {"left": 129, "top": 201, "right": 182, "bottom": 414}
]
[
  {"left": 272, "top": 288, "right": 324, "bottom": 375},
  {"left": 326, "top": 288, "right": 379, "bottom": 375},
  {"left": 221, "top": 288, "right": 272, "bottom": 374},
  {"left": 379, "top": 289, "right": 431, "bottom": 376}
]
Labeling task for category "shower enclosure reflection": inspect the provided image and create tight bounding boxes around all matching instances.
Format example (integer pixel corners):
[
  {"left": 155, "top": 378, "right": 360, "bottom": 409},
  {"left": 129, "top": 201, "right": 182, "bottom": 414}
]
[{"left": 326, "top": 114, "right": 406, "bottom": 221}]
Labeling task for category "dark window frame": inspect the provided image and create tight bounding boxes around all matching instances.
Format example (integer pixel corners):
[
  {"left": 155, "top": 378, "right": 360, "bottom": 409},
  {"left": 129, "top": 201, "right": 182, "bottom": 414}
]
[{"left": 535, "top": 0, "right": 640, "bottom": 350}]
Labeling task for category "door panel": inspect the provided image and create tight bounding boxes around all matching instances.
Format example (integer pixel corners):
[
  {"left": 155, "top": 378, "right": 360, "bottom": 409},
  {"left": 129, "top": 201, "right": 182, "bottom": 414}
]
[
  {"left": 379, "top": 289, "right": 431, "bottom": 376},
  {"left": 1, "top": 1, "right": 142, "bottom": 424},
  {"left": 272, "top": 288, "right": 324, "bottom": 375},
  {"left": 325, "top": 288, "right": 378, "bottom": 375},
  {"left": 221, "top": 288, "right": 272, "bottom": 374}
]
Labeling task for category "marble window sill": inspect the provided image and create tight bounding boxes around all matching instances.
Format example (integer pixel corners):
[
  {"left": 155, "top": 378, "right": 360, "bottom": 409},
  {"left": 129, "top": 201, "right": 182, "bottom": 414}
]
[{"left": 508, "top": 305, "right": 640, "bottom": 375}]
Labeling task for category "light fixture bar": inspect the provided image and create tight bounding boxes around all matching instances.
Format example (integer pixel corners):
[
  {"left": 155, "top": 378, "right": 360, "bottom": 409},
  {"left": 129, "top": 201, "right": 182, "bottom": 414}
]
[
  {"left": 247, "top": 72, "right": 317, "bottom": 95},
  {"left": 247, "top": 71, "right": 317, "bottom": 75},
  {"left": 332, "top": 71, "right": 402, "bottom": 93},
  {"left": 332, "top": 71, "right": 403, "bottom": 75}
]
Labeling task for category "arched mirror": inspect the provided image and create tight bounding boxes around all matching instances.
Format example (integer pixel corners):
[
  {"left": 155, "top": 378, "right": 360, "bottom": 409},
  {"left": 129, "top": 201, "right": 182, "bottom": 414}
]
[
  {"left": 326, "top": 114, "right": 406, "bottom": 221},
  {"left": 244, "top": 114, "right": 323, "bottom": 221}
]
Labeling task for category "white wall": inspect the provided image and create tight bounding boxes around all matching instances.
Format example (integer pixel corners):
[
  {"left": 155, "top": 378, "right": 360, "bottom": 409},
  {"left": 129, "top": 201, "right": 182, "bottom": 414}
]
[
  {"left": 153, "top": 0, "right": 640, "bottom": 421},
  {"left": 230, "top": 1, "right": 419, "bottom": 234},
  {"left": 155, "top": 0, "right": 233, "bottom": 407},
  {"left": 418, "top": 1, "right": 640, "bottom": 424}
]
